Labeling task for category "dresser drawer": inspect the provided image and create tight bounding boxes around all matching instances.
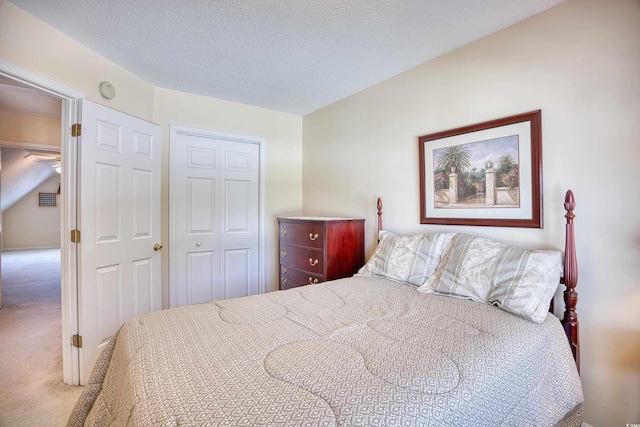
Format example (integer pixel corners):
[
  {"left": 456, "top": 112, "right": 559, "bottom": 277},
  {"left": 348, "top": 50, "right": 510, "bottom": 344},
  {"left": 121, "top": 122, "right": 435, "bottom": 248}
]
[
  {"left": 279, "top": 222, "right": 325, "bottom": 249},
  {"left": 280, "top": 265, "right": 324, "bottom": 286},
  {"left": 279, "top": 243, "right": 324, "bottom": 274},
  {"left": 279, "top": 275, "right": 306, "bottom": 290}
]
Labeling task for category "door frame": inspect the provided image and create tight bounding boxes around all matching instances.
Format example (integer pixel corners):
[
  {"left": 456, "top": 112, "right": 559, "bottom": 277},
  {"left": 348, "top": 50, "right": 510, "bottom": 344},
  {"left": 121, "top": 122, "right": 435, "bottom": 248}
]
[
  {"left": 0, "top": 59, "right": 83, "bottom": 385},
  {"left": 168, "top": 125, "right": 266, "bottom": 306}
]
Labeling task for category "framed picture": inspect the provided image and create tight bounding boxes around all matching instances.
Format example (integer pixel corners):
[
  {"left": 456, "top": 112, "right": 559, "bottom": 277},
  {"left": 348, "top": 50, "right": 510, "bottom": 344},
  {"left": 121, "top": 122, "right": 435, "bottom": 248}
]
[{"left": 419, "top": 110, "right": 542, "bottom": 228}]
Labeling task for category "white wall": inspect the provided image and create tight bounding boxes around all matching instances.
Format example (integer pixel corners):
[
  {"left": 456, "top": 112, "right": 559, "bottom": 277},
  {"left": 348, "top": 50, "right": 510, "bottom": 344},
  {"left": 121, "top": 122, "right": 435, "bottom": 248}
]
[
  {"left": 302, "top": 0, "right": 640, "bottom": 425},
  {"left": 0, "top": 112, "right": 61, "bottom": 147},
  {"left": 3, "top": 174, "right": 60, "bottom": 250}
]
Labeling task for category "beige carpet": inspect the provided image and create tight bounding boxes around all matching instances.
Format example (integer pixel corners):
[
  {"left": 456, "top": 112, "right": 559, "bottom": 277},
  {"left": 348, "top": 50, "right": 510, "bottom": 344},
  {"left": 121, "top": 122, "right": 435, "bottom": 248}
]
[{"left": 0, "top": 249, "right": 83, "bottom": 427}]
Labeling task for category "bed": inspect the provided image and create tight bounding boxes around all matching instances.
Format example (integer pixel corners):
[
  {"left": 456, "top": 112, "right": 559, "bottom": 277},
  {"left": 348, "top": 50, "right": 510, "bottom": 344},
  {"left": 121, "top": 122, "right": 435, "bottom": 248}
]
[{"left": 68, "top": 191, "right": 583, "bottom": 426}]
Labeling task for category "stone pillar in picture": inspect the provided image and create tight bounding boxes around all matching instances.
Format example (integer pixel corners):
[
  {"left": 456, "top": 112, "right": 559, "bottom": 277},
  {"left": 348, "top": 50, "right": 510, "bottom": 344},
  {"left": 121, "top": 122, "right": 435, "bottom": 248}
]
[
  {"left": 485, "top": 168, "right": 496, "bottom": 205},
  {"left": 448, "top": 168, "right": 458, "bottom": 204}
]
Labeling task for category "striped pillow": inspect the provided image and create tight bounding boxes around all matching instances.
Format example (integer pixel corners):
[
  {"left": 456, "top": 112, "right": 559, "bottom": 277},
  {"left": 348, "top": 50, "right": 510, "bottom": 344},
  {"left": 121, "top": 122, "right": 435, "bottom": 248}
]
[
  {"left": 417, "top": 234, "right": 563, "bottom": 323},
  {"left": 358, "top": 232, "right": 455, "bottom": 286}
]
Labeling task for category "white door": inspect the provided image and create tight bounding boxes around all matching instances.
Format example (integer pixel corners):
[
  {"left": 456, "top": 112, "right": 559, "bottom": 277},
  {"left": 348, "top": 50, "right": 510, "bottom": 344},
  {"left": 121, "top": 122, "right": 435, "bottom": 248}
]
[
  {"left": 170, "top": 127, "right": 260, "bottom": 307},
  {"left": 78, "top": 100, "right": 161, "bottom": 384}
]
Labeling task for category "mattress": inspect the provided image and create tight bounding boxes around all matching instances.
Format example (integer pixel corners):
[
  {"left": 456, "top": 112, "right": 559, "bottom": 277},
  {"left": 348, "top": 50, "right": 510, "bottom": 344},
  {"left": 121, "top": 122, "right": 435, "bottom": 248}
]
[{"left": 68, "top": 276, "right": 583, "bottom": 426}]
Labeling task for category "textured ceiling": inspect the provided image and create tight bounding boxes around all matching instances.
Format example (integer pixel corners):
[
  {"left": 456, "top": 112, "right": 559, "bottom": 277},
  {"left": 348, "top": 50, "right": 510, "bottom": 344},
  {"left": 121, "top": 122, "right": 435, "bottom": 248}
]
[
  {"left": 8, "top": 0, "right": 565, "bottom": 115},
  {"left": 0, "top": 75, "right": 61, "bottom": 119}
]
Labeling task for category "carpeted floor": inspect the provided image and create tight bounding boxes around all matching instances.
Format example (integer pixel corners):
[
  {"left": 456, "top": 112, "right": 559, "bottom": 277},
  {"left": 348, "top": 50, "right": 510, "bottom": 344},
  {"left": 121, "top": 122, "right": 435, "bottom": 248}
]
[{"left": 0, "top": 249, "right": 83, "bottom": 427}]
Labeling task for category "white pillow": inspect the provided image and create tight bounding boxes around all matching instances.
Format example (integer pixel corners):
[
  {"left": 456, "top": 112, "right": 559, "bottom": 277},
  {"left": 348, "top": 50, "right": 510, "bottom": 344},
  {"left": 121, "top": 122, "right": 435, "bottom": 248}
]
[
  {"left": 358, "top": 232, "right": 455, "bottom": 286},
  {"left": 417, "top": 233, "right": 563, "bottom": 323}
]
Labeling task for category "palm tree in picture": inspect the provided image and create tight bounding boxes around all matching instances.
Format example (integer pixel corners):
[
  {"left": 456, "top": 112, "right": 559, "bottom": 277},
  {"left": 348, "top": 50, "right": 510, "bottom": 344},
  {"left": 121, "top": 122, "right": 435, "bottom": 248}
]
[
  {"left": 436, "top": 145, "right": 472, "bottom": 174},
  {"left": 496, "top": 154, "right": 519, "bottom": 188},
  {"left": 435, "top": 144, "right": 473, "bottom": 202},
  {"left": 497, "top": 154, "right": 516, "bottom": 175}
]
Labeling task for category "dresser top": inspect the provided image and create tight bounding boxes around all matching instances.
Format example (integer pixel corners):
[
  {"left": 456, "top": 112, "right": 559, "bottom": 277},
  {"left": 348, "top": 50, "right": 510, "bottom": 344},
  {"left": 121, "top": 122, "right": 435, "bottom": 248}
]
[{"left": 279, "top": 216, "right": 363, "bottom": 221}]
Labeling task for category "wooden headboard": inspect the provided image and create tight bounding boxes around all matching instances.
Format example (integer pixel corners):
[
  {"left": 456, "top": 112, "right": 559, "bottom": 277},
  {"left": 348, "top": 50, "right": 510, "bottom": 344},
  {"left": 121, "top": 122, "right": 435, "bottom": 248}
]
[{"left": 375, "top": 190, "right": 579, "bottom": 372}]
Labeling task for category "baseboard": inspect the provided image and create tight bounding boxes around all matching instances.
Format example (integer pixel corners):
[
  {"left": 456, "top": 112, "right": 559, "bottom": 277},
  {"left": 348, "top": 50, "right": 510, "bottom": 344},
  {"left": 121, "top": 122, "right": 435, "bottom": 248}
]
[
  {"left": 582, "top": 423, "right": 594, "bottom": 427},
  {"left": 2, "top": 246, "right": 61, "bottom": 252}
]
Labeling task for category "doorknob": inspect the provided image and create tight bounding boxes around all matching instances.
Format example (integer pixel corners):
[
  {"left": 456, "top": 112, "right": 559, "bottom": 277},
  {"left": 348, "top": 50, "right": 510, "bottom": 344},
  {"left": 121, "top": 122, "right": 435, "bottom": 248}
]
[{"left": 153, "top": 243, "right": 163, "bottom": 251}]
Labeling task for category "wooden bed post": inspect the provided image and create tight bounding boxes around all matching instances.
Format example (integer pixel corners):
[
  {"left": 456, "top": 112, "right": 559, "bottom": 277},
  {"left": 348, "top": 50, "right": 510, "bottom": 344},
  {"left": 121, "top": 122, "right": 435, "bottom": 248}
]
[
  {"left": 561, "top": 190, "right": 580, "bottom": 373},
  {"left": 377, "top": 197, "right": 383, "bottom": 237}
]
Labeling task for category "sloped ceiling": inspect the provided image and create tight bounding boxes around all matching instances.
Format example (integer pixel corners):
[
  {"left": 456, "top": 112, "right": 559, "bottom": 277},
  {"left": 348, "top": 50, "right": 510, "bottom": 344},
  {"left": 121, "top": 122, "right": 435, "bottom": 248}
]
[
  {"left": 7, "top": 0, "right": 566, "bottom": 115},
  {"left": 0, "top": 74, "right": 61, "bottom": 213},
  {"left": 1, "top": 148, "right": 59, "bottom": 213}
]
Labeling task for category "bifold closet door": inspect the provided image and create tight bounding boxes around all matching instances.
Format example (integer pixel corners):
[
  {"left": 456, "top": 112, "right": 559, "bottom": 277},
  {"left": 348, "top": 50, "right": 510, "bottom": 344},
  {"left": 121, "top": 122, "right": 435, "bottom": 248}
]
[{"left": 170, "top": 129, "right": 259, "bottom": 307}]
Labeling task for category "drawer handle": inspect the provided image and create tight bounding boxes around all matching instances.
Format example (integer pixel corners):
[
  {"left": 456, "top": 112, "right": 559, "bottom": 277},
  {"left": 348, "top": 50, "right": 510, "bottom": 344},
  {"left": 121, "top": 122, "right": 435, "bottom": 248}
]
[
  {"left": 281, "top": 267, "right": 287, "bottom": 274},
  {"left": 281, "top": 251, "right": 287, "bottom": 257},
  {"left": 281, "top": 229, "right": 287, "bottom": 236},
  {"left": 309, "top": 258, "right": 319, "bottom": 267},
  {"left": 281, "top": 278, "right": 287, "bottom": 285},
  {"left": 309, "top": 233, "right": 318, "bottom": 241},
  {"left": 308, "top": 277, "right": 318, "bottom": 284}
]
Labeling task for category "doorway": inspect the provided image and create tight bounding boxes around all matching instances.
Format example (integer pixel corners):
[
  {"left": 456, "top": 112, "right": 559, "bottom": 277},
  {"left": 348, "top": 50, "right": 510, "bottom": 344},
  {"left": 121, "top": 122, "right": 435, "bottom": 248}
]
[
  {"left": 0, "top": 73, "right": 63, "bottom": 386},
  {"left": 0, "top": 59, "right": 82, "bottom": 385},
  {"left": 0, "top": 74, "right": 83, "bottom": 422}
]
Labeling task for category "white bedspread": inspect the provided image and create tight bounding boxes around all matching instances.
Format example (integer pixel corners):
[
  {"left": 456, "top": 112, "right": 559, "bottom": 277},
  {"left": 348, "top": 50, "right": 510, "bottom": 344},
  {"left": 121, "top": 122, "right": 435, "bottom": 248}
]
[{"left": 68, "top": 276, "right": 583, "bottom": 426}]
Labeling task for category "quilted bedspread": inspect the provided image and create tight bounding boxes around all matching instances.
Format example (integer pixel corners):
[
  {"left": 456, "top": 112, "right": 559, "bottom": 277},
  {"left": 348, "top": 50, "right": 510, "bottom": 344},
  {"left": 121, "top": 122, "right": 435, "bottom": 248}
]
[{"left": 68, "top": 276, "right": 583, "bottom": 426}]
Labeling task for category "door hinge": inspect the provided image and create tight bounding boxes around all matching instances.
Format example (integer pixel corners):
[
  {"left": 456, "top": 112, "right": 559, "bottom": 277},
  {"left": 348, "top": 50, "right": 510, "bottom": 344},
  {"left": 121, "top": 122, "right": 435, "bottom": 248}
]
[
  {"left": 71, "top": 229, "right": 81, "bottom": 243},
  {"left": 72, "top": 334, "right": 83, "bottom": 348},
  {"left": 71, "top": 123, "right": 81, "bottom": 137}
]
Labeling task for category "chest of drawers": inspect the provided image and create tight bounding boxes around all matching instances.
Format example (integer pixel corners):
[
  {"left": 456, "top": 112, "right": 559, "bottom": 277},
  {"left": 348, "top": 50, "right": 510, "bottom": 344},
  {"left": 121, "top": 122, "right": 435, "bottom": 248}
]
[{"left": 277, "top": 217, "right": 365, "bottom": 290}]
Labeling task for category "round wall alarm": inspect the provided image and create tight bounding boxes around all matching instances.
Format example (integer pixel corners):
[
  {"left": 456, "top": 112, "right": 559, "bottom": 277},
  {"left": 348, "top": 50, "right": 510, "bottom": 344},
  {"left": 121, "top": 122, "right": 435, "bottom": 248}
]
[{"left": 99, "top": 81, "right": 116, "bottom": 99}]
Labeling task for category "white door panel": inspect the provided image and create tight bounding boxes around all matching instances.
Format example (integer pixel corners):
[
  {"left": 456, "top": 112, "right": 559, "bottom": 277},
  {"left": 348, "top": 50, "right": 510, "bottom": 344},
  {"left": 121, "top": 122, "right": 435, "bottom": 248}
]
[
  {"left": 79, "top": 100, "right": 161, "bottom": 383},
  {"left": 186, "top": 251, "right": 219, "bottom": 304},
  {"left": 170, "top": 127, "right": 260, "bottom": 308},
  {"left": 188, "top": 177, "right": 217, "bottom": 234},
  {"left": 224, "top": 249, "right": 251, "bottom": 299}
]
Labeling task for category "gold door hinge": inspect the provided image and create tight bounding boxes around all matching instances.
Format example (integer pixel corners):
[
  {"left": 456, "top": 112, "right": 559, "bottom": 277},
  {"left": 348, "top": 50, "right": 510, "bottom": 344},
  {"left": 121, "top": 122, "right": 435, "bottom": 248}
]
[
  {"left": 71, "top": 229, "right": 81, "bottom": 243},
  {"left": 72, "top": 334, "right": 83, "bottom": 348},
  {"left": 71, "top": 123, "right": 81, "bottom": 137}
]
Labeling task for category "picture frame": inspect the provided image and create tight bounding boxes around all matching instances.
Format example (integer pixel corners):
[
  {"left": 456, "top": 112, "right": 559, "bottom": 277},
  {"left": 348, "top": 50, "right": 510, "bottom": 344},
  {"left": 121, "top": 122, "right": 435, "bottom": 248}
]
[{"left": 419, "top": 110, "right": 542, "bottom": 228}]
